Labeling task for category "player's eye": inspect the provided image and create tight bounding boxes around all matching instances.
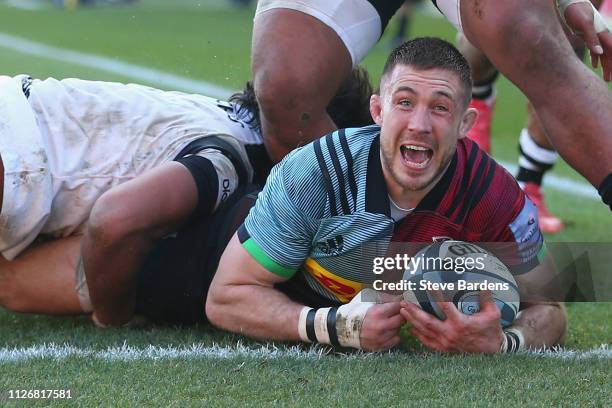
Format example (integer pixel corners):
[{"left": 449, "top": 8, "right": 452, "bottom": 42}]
[
  {"left": 398, "top": 99, "right": 412, "bottom": 107},
  {"left": 434, "top": 104, "right": 449, "bottom": 112}
]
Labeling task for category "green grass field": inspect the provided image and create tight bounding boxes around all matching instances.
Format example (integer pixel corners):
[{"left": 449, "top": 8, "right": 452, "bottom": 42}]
[{"left": 0, "top": 1, "right": 610, "bottom": 406}]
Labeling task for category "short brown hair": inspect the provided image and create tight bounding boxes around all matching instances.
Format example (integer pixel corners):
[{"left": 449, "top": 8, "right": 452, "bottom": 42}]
[{"left": 382, "top": 37, "right": 473, "bottom": 106}]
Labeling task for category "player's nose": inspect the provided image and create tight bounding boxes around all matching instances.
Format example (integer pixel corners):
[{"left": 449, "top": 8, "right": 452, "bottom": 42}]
[{"left": 406, "top": 105, "right": 432, "bottom": 134}]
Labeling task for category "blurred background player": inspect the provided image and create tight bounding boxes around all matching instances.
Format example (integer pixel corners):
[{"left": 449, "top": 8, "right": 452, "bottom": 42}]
[
  {"left": 457, "top": 0, "right": 605, "bottom": 233},
  {"left": 251, "top": 0, "right": 612, "bottom": 212},
  {"left": 229, "top": 0, "right": 253, "bottom": 9},
  {"left": 388, "top": 0, "right": 425, "bottom": 49}
]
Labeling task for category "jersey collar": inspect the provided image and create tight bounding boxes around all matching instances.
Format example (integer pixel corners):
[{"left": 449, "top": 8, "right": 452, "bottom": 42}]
[{"left": 365, "top": 132, "right": 458, "bottom": 216}]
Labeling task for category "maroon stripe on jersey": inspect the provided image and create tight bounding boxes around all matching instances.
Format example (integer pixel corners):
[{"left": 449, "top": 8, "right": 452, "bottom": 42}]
[
  {"left": 452, "top": 147, "right": 491, "bottom": 224},
  {"left": 455, "top": 153, "right": 493, "bottom": 223},
  {"left": 445, "top": 142, "right": 479, "bottom": 218},
  {"left": 415, "top": 153, "right": 457, "bottom": 212},
  {"left": 469, "top": 159, "right": 497, "bottom": 212}
]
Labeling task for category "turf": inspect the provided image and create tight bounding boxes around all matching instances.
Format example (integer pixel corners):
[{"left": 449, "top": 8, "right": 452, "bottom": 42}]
[{"left": 0, "top": 1, "right": 610, "bottom": 406}]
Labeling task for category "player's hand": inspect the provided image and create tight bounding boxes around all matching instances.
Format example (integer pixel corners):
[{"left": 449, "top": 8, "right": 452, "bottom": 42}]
[
  {"left": 564, "top": 2, "right": 612, "bottom": 81},
  {"left": 359, "top": 301, "right": 405, "bottom": 351},
  {"left": 400, "top": 290, "right": 504, "bottom": 354}
]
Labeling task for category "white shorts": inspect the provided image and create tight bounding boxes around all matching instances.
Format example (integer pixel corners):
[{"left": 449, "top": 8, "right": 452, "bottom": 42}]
[
  {"left": 0, "top": 76, "right": 251, "bottom": 261},
  {"left": 255, "top": 0, "right": 383, "bottom": 65},
  {"left": 435, "top": 0, "right": 463, "bottom": 32},
  {"left": 255, "top": 0, "right": 463, "bottom": 66}
]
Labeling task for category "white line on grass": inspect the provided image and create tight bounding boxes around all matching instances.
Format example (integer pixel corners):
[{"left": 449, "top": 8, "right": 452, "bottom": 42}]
[
  {"left": 0, "top": 32, "right": 602, "bottom": 200},
  {"left": 0, "top": 32, "right": 231, "bottom": 99},
  {"left": 0, "top": 343, "right": 609, "bottom": 363},
  {"left": 0, "top": 343, "right": 330, "bottom": 363}
]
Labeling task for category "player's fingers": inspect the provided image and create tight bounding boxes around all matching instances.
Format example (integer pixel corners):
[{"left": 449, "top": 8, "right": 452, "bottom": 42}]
[
  {"left": 378, "top": 313, "right": 406, "bottom": 331},
  {"left": 376, "top": 301, "right": 402, "bottom": 317},
  {"left": 568, "top": 3, "right": 605, "bottom": 58},
  {"left": 378, "top": 335, "right": 401, "bottom": 351},
  {"left": 598, "top": 31, "right": 612, "bottom": 81},
  {"left": 401, "top": 303, "right": 445, "bottom": 336},
  {"left": 407, "top": 321, "right": 439, "bottom": 342},
  {"left": 376, "top": 291, "right": 403, "bottom": 303},
  {"left": 590, "top": 49, "right": 600, "bottom": 69},
  {"left": 411, "top": 328, "right": 449, "bottom": 352},
  {"left": 478, "top": 289, "right": 496, "bottom": 312},
  {"left": 429, "top": 290, "right": 462, "bottom": 320}
]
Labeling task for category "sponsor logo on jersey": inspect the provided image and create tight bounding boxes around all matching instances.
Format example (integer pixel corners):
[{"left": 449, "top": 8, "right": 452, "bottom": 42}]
[
  {"left": 315, "top": 235, "right": 344, "bottom": 255},
  {"left": 303, "top": 258, "right": 363, "bottom": 303}
]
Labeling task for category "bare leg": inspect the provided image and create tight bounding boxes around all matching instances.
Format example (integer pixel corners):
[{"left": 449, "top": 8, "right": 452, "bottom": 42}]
[
  {"left": 456, "top": 33, "right": 497, "bottom": 153},
  {"left": 456, "top": 33, "right": 497, "bottom": 82},
  {"left": 0, "top": 235, "right": 83, "bottom": 315},
  {"left": 251, "top": 9, "right": 352, "bottom": 161},
  {"left": 460, "top": 0, "right": 612, "bottom": 187}
]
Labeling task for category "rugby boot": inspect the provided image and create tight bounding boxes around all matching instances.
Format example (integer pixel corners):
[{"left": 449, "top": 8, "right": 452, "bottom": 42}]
[
  {"left": 466, "top": 95, "right": 495, "bottom": 154},
  {"left": 523, "top": 182, "right": 564, "bottom": 234}
]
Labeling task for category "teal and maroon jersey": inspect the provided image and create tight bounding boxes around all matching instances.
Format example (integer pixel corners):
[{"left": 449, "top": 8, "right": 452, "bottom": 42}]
[{"left": 239, "top": 126, "right": 543, "bottom": 305}]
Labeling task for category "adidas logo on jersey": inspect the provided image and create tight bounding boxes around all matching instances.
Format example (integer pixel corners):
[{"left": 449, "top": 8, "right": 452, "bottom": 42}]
[{"left": 316, "top": 235, "right": 344, "bottom": 255}]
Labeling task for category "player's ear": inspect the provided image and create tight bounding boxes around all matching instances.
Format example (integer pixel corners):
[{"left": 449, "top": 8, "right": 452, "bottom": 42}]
[
  {"left": 370, "top": 94, "right": 383, "bottom": 125},
  {"left": 458, "top": 107, "right": 478, "bottom": 139}
]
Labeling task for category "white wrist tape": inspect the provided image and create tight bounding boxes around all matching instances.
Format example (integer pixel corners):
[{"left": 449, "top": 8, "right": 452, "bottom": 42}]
[
  {"left": 336, "top": 293, "right": 376, "bottom": 349},
  {"left": 557, "top": 0, "right": 609, "bottom": 33},
  {"left": 297, "top": 291, "right": 375, "bottom": 349},
  {"left": 298, "top": 306, "right": 314, "bottom": 343}
]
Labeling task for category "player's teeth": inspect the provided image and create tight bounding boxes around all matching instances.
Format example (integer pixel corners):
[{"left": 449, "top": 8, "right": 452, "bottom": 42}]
[{"left": 403, "top": 145, "right": 428, "bottom": 151}]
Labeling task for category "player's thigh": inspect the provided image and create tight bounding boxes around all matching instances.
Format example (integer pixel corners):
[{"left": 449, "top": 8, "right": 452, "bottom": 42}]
[
  {"left": 253, "top": 0, "right": 393, "bottom": 66},
  {"left": 457, "top": 0, "right": 562, "bottom": 56},
  {"left": 251, "top": 8, "right": 351, "bottom": 110},
  {"left": 0, "top": 235, "right": 83, "bottom": 314}
]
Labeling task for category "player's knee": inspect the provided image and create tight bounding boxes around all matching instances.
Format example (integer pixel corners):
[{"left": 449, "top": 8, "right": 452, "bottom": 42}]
[
  {"left": 254, "top": 66, "right": 308, "bottom": 119},
  {"left": 254, "top": 60, "right": 333, "bottom": 119}
]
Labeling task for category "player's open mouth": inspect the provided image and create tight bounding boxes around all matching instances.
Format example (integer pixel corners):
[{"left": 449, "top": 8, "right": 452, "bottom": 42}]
[{"left": 400, "top": 144, "right": 433, "bottom": 169}]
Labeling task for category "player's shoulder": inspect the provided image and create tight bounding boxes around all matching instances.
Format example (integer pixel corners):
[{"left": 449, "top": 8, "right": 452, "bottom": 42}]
[
  {"left": 279, "top": 124, "right": 378, "bottom": 177},
  {"left": 273, "top": 125, "right": 380, "bottom": 216},
  {"left": 452, "top": 138, "right": 525, "bottom": 230}
]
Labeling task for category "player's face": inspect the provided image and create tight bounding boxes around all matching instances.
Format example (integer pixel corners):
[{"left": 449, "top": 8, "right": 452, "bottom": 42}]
[{"left": 371, "top": 65, "right": 476, "bottom": 204}]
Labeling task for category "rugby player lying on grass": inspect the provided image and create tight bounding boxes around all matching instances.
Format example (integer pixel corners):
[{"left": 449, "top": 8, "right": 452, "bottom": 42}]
[
  {"left": 206, "top": 38, "right": 567, "bottom": 354},
  {"left": 0, "top": 68, "right": 373, "bottom": 319}
]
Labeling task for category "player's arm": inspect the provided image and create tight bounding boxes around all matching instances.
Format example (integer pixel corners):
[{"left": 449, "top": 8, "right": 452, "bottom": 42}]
[
  {"left": 206, "top": 234, "right": 304, "bottom": 341},
  {"left": 207, "top": 146, "right": 403, "bottom": 350},
  {"left": 400, "top": 292, "right": 566, "bottom": 354},
  {"left": 83, "top": 162, "right": 201, "bottom": 327},
  {"left": 207, "top": 234, "right": 404, "bottom": 350}
]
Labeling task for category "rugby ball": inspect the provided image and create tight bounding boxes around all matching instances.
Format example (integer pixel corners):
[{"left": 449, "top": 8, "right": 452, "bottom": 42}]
[{"left": 402, "top": 241, "right": 520, "bottom": 327}]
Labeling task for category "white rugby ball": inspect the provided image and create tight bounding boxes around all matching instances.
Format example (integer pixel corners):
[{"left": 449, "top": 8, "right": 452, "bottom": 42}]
[{"left": 402, "top": 241, "right": 520, "bottom": 327}]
